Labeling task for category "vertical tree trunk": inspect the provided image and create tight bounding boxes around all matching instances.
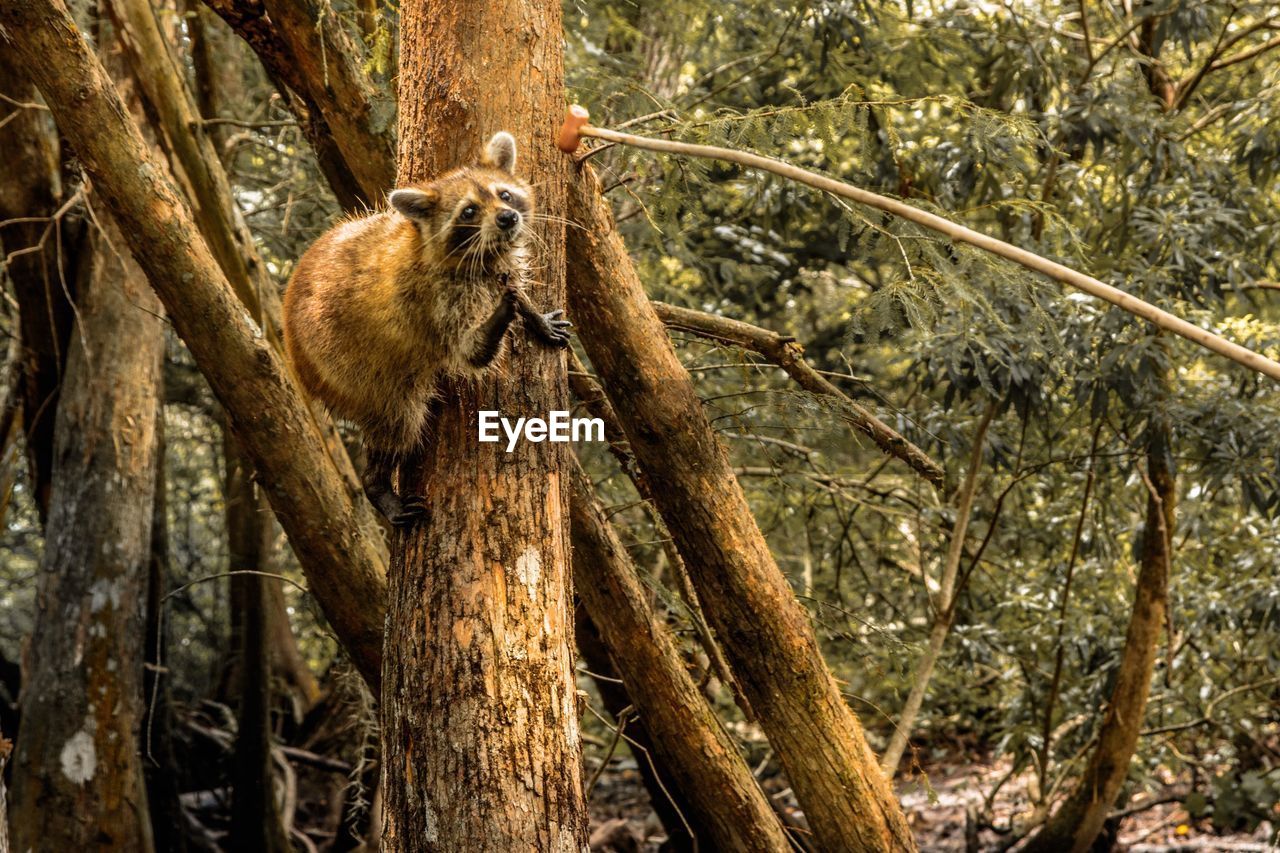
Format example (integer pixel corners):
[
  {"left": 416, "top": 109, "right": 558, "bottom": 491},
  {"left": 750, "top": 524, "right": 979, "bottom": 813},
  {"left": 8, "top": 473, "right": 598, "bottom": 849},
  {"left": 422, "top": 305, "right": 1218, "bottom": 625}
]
[
  {"left": 143, "top": 397, "right": 191, "bottom": 853},
  {"left": 1022, "top": 412, "right": 1175, "bottom": 853},
  {"left": 226, "top": 435, "right": 293, "bottom": 853},
  {"left": 566, "top": 166, "right": 918, "bottom": 852},
  {"left": 263, "top": 575, "right": 321, "bottom": 709},
  {"left": 569, "top": 458, "right": 792, "bottom": 852},
  {"left": 8, "top": 211, "right": 161, "bottom": 852},
  {"left": 382, "top": 0, "right": 587, "bottom": 849},
  {"left": 0, "top": 51, "right": 76, "bottom": 524}
]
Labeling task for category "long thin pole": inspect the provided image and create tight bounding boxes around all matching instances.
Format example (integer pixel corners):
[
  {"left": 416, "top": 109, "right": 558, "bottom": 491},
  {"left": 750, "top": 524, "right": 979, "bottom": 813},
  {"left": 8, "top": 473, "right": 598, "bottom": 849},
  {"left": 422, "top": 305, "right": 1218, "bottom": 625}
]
[{"left": 559, "top": 106, "right": 1280, "bottom": 383}]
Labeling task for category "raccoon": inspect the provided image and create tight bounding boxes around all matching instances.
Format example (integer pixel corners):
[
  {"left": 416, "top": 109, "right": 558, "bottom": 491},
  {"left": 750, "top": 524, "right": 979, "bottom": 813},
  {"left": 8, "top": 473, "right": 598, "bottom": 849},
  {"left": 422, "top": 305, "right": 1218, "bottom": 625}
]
[{"left": 283, "top": 131, "right": 570, "bottom": 524}]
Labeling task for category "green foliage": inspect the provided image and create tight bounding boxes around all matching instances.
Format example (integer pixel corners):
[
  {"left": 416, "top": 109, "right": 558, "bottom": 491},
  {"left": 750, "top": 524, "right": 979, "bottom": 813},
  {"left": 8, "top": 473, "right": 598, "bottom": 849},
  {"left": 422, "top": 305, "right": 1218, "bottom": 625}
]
[{"left": 567, "top": 0, "right": 1280, "bottom": 830}]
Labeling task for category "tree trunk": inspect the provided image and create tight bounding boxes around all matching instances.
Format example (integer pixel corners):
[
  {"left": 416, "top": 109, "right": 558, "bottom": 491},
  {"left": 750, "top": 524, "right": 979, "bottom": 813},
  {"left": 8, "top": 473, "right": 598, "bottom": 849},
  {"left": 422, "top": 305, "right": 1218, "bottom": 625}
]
[
  {"left": 1022, "top": 412, "right": 1175, "bottom": 853},
  {"left": 263, "top": 573, "right": 321, "bottom": 709},
  {"left": 226, "top": 435, "right": 293, "bottom": 853},
  {"left": 197, "top": 0, "right": 368, "bottom": 211},
  {"left": 8, "top": 211, "right": 161, "bottom": 852},
  {"left": 107, "top": 0, "right": 275, "bottom": 331},
  {"left": 569, "top": 458, "right": 792, "bottom": 851},
  {"left": 0, "top": 50, "right": 76, "bottom": 524},
  {"left": 381, "top": 0, "right": 587, "bottom": 849},
  {"left": 566, "top": 165, "right": 918, "bottom": 852},
  {"left": 143, "top": 396, "right": 191, "bottom": 853},
  {"left": 0, "top": 0, "right": 389, "bottom": 690}
]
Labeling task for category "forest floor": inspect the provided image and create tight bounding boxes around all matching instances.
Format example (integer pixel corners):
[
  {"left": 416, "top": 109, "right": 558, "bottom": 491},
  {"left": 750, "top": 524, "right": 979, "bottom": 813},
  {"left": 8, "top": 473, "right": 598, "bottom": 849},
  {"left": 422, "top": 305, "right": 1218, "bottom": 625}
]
[{"left": 587, "top": 754, "right": 1280, "bottom": 852}]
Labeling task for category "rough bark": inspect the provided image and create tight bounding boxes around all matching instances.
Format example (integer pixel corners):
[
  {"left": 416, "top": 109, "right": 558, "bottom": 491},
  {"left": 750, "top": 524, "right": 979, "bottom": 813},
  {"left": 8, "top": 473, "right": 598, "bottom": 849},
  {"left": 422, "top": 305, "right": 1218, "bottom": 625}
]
[
  {"left": 107, "top": 0, "right": 275, "bottom": 330},
  {"left": 8, "top": 212, "right": 160, "bottom": 852},
  {"left": 0, "top": 50, "right": 75, "bottom": 523},
  {"left": 1022, "top": 414, "right": 1176, "bottom": 853},
  {"left": 0, "top": 0, "right": 389, "bottom": 690},
  {"left": 381, "top": 0, "right": 587, "bottom": 848},
  {"left": 225, "top": 435, "right": 292, "bottom": 853},
  {"left": 569, "top": 458, "right": 791, "bottom": 852},
  {"left": 567, "top": 164, "right": 918, "bottom": 852},
  {"left": 112, "top": 0, "right": 372, "bottom": 513}
]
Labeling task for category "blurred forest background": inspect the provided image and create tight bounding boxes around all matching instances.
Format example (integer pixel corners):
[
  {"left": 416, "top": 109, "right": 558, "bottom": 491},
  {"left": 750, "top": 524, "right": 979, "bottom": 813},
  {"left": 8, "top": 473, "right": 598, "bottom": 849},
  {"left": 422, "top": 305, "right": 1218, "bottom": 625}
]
[{"left": 1, "top": 0, "right": 1279, "bottom": 850}]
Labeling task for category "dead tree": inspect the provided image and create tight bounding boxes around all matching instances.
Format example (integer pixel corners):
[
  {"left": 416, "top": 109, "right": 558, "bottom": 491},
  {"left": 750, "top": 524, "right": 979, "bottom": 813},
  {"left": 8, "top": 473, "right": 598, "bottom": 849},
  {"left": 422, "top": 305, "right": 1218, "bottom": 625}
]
[
  {"left": 7, "top": 212, "right": 162, "bottom": 851},
  {"left": 380, "top": 0, "right": 588, "bottom": 847}
]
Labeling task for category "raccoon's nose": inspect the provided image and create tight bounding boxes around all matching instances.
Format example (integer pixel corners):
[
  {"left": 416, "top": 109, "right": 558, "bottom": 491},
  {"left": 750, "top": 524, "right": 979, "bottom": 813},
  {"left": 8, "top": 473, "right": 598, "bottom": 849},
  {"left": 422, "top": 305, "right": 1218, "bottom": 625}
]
[{"left": 496, "top": 209, "right": 520, "bottom": 231}]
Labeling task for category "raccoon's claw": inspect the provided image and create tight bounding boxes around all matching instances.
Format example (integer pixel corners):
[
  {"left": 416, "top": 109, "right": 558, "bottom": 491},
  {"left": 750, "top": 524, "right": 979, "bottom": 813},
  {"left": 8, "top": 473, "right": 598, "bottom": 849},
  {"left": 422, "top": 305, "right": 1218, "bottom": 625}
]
[
  {"left": 377, "top": 493, "right": 429, "bottom": 527},
  {"left": 530, "top": 309, "right": 572, "bottom": 347}
]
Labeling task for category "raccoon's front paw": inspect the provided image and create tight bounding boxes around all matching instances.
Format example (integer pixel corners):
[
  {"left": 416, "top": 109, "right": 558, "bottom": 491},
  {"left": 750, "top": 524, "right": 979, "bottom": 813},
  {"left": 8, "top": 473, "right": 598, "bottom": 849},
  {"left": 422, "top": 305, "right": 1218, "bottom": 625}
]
[{"left": 529, "top": 308, "right": 572, "bottom": 347}]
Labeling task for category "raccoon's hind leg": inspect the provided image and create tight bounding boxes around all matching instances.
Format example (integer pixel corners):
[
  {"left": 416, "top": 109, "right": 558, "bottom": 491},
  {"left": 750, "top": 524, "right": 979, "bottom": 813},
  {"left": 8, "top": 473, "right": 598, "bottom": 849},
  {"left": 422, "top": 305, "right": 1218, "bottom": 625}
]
[
  {"left": 362, "top": 414, "right": 431, "bottom": 526},
  {"left": 362, "top": 449, "right": 428, "bottom": 527}
]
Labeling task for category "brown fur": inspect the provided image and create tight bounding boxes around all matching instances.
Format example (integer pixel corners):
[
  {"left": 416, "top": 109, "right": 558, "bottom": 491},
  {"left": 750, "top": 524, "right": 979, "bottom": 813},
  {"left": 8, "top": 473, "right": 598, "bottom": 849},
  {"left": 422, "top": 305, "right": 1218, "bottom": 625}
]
[{"left": 283, "top": 134, "right": 535, "bottom": 454}]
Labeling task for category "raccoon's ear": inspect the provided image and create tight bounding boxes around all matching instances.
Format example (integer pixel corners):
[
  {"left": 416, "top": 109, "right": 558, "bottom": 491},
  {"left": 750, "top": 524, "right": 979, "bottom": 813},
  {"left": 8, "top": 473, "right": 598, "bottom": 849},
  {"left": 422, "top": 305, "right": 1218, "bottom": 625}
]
[
  {"left": 389, "top": 187, "right": 439, "bottom": 221},
  {"left": 482, "top": 131, "right": 517, "bottom": 173}
]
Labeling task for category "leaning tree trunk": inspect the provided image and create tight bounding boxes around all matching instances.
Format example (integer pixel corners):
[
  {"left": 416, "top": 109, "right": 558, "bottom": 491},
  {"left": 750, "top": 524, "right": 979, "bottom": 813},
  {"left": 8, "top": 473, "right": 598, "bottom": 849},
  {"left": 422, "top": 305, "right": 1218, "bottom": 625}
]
[
  {"left": 566, "top": 165, "right": 918, "bottom": 852},
  {"left": 1022, "top": 410, "right": 1176, "bottom": 853},
  {"left": 8, "top": 211, "right": 162, "bottom": 852},
  {"left": 569, "top": 458, "right": 792, "bottom": 851},
  {"left": 381, "top": 0, "right": 587, "bottom": 849},
  {"left": 0, "top": 0, "right": 389, "bottom": 690}
]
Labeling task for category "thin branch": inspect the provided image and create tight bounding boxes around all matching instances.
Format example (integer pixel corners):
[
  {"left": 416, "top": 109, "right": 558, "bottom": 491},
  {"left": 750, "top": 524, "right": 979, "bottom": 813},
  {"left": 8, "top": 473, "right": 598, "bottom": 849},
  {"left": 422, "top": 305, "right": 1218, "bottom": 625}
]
[
  {"left": 651, "top": 301, "right": 945, "bottom": 487},
  {"left": 1172, "top": 8, "right": 1238, "bottom": 110},
  {"left": 0, "top": 92, "right": 48, "bottom": 110},
  {"left": 1208, "top": 33, "right": 1280, "bottom": 71},
  {"left": 198, "top": 117, "right": 298, "bottom": 129},
  {"left": 880, "top": 401, "right": 997, "bottom": 778},
  {"left": 567, "top": 119, "right": 1280, "bottom": 383}
]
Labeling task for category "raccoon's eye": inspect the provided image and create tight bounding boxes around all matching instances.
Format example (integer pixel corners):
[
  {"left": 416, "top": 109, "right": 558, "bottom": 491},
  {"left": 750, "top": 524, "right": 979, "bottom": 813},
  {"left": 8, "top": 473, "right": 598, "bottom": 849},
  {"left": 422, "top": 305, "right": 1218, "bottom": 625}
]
[
  {"left": 460, "top": 205, "right": 478, "bottom": 222},
  {"left": 498, "top": 190, "right": 512, "bottom": 202}
]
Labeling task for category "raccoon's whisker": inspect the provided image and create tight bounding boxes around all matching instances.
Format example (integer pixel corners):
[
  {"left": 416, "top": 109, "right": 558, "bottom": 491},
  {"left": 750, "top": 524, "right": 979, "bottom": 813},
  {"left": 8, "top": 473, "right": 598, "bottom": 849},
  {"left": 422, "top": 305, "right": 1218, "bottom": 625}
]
[{"left": 526, "top": 214, "right": 586, "bottom": 230}]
